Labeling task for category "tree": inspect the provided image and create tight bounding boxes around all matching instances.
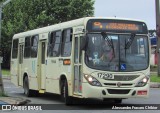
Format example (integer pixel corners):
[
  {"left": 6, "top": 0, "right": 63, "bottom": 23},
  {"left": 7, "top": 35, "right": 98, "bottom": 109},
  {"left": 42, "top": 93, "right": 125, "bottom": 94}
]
[{"left": 1, "top": 0, "right": 95, "bottom": 68}]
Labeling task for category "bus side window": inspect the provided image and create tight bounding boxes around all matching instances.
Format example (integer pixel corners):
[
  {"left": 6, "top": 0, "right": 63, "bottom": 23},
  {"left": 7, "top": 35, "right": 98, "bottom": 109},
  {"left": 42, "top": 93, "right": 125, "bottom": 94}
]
[
  {"left": 24, "top": 36, "right": 31, "bottom": 58},
  {"left": 61, "top": 29, "right": 73, "bottom": 57},
  {"left": 12, "top": 39, "right": 19, "bottom": 59},
  {"left": 31, "top": 35, "right": 39, "bottom": 58},
  {"left": 47, "top": 30, "right": 61, "bottom": 57}
]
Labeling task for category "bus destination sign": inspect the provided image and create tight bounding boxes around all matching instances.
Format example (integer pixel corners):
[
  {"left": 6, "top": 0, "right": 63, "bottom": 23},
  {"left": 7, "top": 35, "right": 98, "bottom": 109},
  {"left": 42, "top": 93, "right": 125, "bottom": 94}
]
[
  {"left": 93, "top": 22, "right": 139, "bottom": 31},
  {"left": 87, "top": 19, "right": 148, "bottom": 34}
]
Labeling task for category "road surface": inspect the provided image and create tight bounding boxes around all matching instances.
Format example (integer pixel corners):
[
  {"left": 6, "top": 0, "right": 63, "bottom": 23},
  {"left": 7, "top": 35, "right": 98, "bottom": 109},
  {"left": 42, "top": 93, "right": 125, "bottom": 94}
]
[{"left": 2, "top": 79, "right": 160, "bottom": 113}]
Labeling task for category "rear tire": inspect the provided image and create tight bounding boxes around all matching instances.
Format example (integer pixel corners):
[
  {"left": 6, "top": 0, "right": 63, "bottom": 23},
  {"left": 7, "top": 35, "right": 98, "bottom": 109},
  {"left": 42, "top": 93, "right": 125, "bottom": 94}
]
[
  {"left": 23, "top": 76, "right": 34, "bottom": 97},
  {"left": 61, "top": 79, "right": 73, "bottom": 105}
]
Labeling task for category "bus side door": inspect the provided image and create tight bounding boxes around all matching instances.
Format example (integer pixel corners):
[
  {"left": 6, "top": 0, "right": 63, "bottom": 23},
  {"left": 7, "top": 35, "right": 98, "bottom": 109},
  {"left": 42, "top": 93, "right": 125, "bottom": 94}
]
[
  {"left": 73, "top": 34, "right": 83, "bottom": 95},
  {"left": 37, "top": 34, "right": 47, "bottom": 91},
  {"left": 11, "top": 39, "right": 19, "bottom": 86},
  {"left": 40, "top": 41, "right": 46, "bottom": 89},
  {"left": 18, "top": 43, "right": 24, "bottom": 86}
]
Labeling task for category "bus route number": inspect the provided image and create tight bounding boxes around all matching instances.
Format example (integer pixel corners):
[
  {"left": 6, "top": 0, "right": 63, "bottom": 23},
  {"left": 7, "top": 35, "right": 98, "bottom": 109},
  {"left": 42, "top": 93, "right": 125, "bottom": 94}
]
[{"left": 98, "top": 73, "right": 114, "bottom": 80}]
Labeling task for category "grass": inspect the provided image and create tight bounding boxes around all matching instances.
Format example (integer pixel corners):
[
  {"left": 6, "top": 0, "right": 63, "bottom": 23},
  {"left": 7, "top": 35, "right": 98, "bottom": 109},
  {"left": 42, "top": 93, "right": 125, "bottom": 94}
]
[
  {"left": 150, "top": 65, "right": 160, "bottom": 82},
  {"left": 1, "top": 69, "right": 10, "bottom": 76},
  {"left": 0, "top": 92, "right": 8, "bottom": 97},
  {"left": 150, "top": 75, "right": 160, "bottom": 83}
]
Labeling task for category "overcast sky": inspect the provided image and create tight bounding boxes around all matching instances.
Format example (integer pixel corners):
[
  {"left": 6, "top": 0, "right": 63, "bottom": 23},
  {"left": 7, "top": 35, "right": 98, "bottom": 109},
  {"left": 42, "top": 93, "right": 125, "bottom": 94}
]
[{"left": 94, "top": 0, "right": 156, "bottom": 30}]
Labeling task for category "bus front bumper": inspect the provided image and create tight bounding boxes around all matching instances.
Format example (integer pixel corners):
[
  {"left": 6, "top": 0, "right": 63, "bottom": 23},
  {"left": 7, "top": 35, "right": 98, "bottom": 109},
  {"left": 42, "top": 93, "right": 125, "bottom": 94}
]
[{"left": 82, "top": 83, "right": 149, "bottom": 99}]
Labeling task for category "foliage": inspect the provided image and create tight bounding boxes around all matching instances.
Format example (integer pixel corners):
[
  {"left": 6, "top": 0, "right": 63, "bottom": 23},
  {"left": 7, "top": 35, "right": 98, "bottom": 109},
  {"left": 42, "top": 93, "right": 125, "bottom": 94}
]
[
  {"left": 2, "top": 0, "right": 94, "bottom": 38},
  {"left": 150, "top": 65, "right": 157, "bottom": 72},
  {"left": 2, "top": 69, "right": 10, "bottom": 75},
  {"left": 0, "top": 0, "right": 95, "bottom": 68},
  {"left": 0, "top": 92, "right": 7, "bottom": 97},
  {"left": 151, "top": 75, "right": 160, "bottom": 83}
]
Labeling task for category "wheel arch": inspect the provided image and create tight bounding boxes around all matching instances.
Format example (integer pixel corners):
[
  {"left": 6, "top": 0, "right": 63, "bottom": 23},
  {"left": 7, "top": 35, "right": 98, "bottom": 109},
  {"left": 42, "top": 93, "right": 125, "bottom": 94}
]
[
  {"left": 59, "top": 74, "right": 67, "bottom": 94},
  {"left": 23, "top": 72, "right": 28, "bottom": 86}
]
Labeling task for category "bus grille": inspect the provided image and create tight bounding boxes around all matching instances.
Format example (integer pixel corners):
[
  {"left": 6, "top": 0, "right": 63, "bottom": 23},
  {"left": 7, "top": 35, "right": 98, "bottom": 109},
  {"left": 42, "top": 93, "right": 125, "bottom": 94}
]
[
  {"left": 107, "top": 89, "right": 130, "bottom": 94},
  {"left": 108, "top": 75, "right": 139, "bottom": 81},
  {"left": 104, "top": 83, "right": 133, "bottom": 86}
]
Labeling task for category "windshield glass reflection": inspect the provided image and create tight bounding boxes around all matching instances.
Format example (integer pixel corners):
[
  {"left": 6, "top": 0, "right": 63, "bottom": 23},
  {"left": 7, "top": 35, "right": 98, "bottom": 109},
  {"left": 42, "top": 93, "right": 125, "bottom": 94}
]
[{"left": 85, "top": 34, "right": 149, "bottom": 72}]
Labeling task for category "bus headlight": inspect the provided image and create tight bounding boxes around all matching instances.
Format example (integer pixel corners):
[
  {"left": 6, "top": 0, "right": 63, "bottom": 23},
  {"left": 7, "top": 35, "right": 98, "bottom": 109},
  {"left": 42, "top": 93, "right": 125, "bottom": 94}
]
[
  {"left": 84, "top": 74, "right": 102, "bottom": 87},
  {"left": 135, "top": 76, "right": 149, "bottom": 87}
]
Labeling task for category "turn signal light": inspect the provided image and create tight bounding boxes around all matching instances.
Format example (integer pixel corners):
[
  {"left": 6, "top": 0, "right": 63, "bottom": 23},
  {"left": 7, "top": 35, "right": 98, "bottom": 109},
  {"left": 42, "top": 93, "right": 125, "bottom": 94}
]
[{"left": 63, "top": 59, "right": 71, "bottom": 65}]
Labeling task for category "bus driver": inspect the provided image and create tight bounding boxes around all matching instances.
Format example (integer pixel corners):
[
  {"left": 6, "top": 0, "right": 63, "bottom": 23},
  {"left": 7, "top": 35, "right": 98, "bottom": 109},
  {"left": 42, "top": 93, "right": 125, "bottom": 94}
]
[{"left": 100, "top": 41, "right": 114, "bottom": 62}]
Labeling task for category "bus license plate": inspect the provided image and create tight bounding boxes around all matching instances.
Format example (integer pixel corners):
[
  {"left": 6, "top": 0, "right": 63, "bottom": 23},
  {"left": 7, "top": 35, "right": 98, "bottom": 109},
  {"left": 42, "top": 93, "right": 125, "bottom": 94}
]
[{"left": 98, "top": 73, "right": 114, "bottom": 80}]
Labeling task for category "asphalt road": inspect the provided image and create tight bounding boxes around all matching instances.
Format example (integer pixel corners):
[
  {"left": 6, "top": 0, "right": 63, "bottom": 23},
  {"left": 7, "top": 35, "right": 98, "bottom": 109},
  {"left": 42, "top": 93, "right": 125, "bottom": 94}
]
[{"left": 2, "top": 79, "right": 160, "bottom": 113}]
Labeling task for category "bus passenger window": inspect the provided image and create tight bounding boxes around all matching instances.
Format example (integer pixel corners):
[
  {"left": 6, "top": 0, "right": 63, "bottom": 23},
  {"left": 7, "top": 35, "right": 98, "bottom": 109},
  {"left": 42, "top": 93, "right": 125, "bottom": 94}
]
[
  {"left": 61, "top": 29, "right": 73, "bottom": 57},
  {"left": 31, "top": 35, "right": 39, "bottom": 58},
  {"left": 47, "top": 30, "right": 61, "bottom": 57},
  {"left": 24, "top": 36, "right": 31, "bottom": 58},
  {"left": 12, "top": 39, "right": 19, "bottom": 58}
]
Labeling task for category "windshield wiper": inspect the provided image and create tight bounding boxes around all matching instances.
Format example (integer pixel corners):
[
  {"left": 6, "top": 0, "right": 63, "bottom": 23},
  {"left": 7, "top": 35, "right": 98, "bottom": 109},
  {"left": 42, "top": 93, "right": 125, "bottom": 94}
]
[
  {"left": 101, "top": 32, "right": 113, "bottom": 48},
  {"left": 101, "top": 32, "right": 115, "bottom": 59},
  {"left": 125, "top": 33, "right": 136, "bottom": 49}
]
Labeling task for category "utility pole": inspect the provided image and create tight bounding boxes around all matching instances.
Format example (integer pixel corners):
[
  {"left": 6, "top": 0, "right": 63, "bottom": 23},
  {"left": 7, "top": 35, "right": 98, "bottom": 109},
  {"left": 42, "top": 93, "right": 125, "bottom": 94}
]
[
  {"left": 156, "top": 0, "right": 160, "bottom": 77},
  {"left": 0, "top": 0, "right": 12, "bottom": 94}
]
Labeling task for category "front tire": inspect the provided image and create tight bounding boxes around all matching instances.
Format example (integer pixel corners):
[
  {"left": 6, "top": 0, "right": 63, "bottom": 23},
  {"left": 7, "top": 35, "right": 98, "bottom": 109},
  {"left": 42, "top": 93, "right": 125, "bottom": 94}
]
[{"left": 61, "top": 80, "right": 73, "bottom": 105}]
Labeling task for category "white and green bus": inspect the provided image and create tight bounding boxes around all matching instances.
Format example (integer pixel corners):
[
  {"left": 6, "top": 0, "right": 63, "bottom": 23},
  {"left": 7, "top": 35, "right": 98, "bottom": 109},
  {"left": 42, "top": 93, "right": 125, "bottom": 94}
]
[{"left": 11, "top": 17, "right": 150, "bottom": 105}]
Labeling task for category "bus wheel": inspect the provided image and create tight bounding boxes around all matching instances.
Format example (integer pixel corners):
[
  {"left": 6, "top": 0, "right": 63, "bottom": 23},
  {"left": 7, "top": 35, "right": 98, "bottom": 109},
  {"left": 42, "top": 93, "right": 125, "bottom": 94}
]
[
  {"left": 114, "top": 99, "right": 122, "bottom": 104},
  {"left": 61, "top": 80, "right": 73, "bottom": 105},
  {"left": 23, "top": 76, "right": 33, "bottom": 97}
]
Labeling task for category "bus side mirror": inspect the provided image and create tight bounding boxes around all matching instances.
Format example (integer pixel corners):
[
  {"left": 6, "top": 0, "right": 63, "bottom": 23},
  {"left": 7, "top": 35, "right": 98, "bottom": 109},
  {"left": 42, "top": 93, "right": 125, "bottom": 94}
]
[{"left": 80, "top": 36, "right": 88, "bottom": 51}]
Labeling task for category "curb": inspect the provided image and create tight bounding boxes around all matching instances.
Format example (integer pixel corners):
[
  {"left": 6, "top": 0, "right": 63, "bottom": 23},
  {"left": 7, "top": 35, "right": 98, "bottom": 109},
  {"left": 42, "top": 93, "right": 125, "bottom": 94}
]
[
  {"left": 150, "top": 71, "right": 157, "bottom": 74},
  {"left": 150, "top": 82, "right": 160, "bottom": 88},
  {"left": 0, "top": 97, "right": 29, "bottom": 105},
  {"left": 2, "top": 76, "right": 11, "bottom": 80}
]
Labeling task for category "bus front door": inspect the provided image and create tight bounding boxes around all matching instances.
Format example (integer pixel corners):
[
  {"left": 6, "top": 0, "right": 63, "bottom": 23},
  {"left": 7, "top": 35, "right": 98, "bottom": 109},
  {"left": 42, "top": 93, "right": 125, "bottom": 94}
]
[
  {"left": 18, "top": 44, "right": 24, "bottom": 86},
  {"left": 73, "top": 35, "right": 83, "bottom": 95},
  {"left": 38, "top": 40, "right": 46, "bottom": 91}
]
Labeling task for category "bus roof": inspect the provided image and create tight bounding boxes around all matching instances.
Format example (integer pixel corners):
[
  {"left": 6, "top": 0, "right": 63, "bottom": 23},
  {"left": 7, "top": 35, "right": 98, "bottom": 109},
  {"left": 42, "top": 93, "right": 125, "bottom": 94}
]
[{"left": 13, "top": 17, "right": 147, "bottom": 39}]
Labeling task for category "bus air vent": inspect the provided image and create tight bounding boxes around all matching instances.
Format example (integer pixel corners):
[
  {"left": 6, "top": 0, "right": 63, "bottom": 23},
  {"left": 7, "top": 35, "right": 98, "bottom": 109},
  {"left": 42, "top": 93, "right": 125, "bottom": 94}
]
[
  {"left": 107, "top": 89, "right": 130, "bottom": 94},
  {"left": 104, "top": 83, "right": 133, "bottom": 86}
]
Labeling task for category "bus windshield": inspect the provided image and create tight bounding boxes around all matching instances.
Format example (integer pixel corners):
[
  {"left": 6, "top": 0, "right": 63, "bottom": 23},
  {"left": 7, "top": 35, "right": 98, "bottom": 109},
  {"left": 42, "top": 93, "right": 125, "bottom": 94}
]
[{"left": 85, "top": 33, "right": 149, "bottom": 72}]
